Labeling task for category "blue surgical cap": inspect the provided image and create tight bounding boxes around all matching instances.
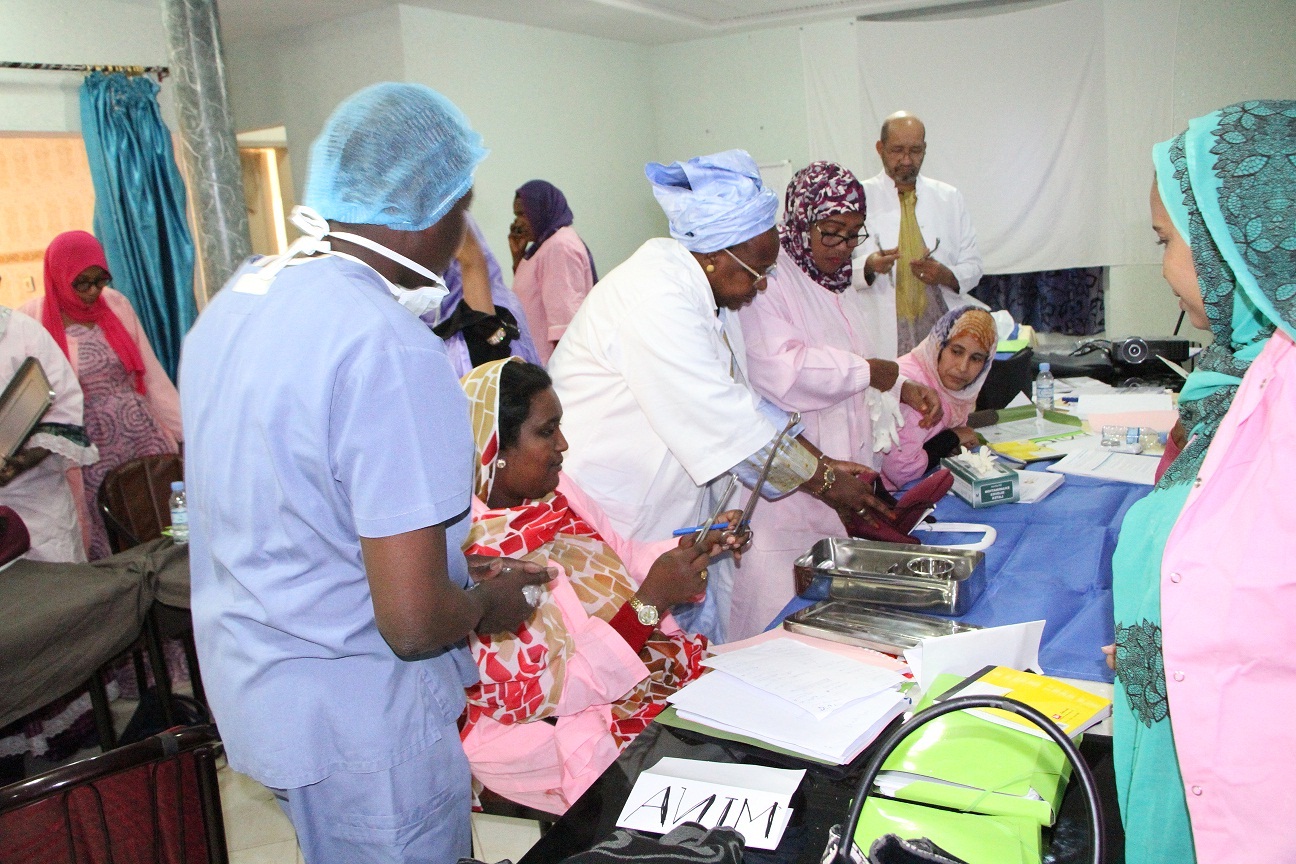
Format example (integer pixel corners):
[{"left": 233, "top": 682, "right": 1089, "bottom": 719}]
[
  {"left": 304, "top": 82, "right": 488, "bottom": 231},
  {"left": 645, "top": 149, "right": 778, "bottom": 253}
]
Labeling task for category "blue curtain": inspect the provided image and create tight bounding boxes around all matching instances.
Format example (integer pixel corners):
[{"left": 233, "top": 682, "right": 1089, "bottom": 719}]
[
  {"left": 79, "top": 72, "right": 196, "bottom": 381},
  {"left": 971, "top": 267, "right": 1105, "bottom": 336}
]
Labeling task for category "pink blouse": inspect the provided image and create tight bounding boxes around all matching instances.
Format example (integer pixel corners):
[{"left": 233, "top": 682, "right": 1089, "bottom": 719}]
[
  {"left": 1161, "top": 329, "right": 1296, "bottom": 863},
  {"left": 731, "top": 249, "right": 882, "bottom": 640},
  {"left": 512, "top": 226, "right": 594, "bottom": 364}
]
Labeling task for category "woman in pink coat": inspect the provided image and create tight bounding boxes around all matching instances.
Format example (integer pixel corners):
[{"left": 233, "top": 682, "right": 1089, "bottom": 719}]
[
  {"left": 734, "top": 162, "right": 941, "bottom": 641},
  {"left": 881, "top": 306, "right": 996, "bottom": 490},
  {"left": 24, "top": 231, "right": 182, "bottom": 559}
]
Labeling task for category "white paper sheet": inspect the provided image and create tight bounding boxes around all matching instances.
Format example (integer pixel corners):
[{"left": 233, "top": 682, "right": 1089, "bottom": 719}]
[
  {"left": 1046, "top": 450, "right": 1160, "bottom": 485},
  {"left": 616, "top": 757, "right": 803, "bottom": 850},
  {"left": 904, "top": 620, "right": 1045, "bottom": 693},
  {"left": 701, "top": 638, "right": 905, "bottom": 719}
]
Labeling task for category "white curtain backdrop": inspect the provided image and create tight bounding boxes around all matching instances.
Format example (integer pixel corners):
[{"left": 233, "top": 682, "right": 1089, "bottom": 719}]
[{"left": 802, "top": 0, "right": 1181, "bottom": 275}]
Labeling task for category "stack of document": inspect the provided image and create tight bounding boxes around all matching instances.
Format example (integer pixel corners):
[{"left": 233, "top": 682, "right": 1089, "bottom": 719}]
[{"left": 666, "top": 637, "right": 909, "bottom": 764}]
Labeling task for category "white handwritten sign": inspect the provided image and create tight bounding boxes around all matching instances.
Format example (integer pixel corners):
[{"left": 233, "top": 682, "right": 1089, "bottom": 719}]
[{"left": 615, "top": 758, "right": 803, "bottom": 850}]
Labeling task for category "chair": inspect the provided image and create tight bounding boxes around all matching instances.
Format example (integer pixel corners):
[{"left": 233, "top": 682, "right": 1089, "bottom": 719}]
[
  {"left": 94, "top": 454, "right": 207, "bottom": 739},
  {"left": 0, "top": 725, "right": 229, "bottom": 864},
  {"left": 97, "top": 453, "right": 184, "bottom": 552}
]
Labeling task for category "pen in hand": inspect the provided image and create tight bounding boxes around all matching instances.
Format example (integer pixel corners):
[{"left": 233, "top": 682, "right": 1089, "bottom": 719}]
[{"left": 672, "top": 520, "right": 749, "bottom": 537}]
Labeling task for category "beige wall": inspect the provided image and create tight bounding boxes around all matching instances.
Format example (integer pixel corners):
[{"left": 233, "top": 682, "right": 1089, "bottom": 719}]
[{"left": 0, "top": 136, "right": 95, "bottom": 310}]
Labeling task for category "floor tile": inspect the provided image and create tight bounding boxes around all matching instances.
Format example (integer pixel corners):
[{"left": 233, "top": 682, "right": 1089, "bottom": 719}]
[{"left": 472, "top": 813, "right": 542, "bottom": 862}]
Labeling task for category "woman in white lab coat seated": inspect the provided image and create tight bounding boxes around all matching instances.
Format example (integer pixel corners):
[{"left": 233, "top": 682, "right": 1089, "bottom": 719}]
[{"left": 547, "top": 149, "right": 895, "bottom": 643}]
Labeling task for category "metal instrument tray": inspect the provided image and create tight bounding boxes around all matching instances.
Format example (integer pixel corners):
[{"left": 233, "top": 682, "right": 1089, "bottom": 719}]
[
  {"left": 782, "top": 599, "right": 981, "bottom": 654},
  {"left": 795, "top": 537, "right": 985, "bottom": 616}
]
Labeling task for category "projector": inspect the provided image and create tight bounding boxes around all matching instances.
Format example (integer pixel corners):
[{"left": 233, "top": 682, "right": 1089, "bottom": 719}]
[{"left": 1110, "top": 337, "right": 1193, "bottom": 366}]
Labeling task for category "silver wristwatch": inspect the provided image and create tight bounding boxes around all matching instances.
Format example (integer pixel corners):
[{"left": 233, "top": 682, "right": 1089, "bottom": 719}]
[{"left": 628, "top": 595, "right": 660, "bottom": 627}]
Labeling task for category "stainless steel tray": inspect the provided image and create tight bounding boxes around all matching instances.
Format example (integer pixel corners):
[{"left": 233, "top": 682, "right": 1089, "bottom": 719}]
[
  {"left": 795, "top": 537, "right": 985, "bottom": 616},
  {"left": 782, "top": 599, "right": 981, "bottom": 653}
]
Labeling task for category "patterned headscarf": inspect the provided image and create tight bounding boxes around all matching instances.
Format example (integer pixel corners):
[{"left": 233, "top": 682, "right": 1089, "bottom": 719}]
[
  {"left": 457, "top": 358, "right": 708, "bottom": 741},
  {"left": 41, "top": 231, "right": 148, "bottom": 394},
  {"left": 1152, "top": 100, "right": 1296, "bottom": 489},
  {"left": 780, "top": 161, "right": 866, "bottom": 292},
  {"left": 901, "top": 306, "right": 997, "bottom": 428}
]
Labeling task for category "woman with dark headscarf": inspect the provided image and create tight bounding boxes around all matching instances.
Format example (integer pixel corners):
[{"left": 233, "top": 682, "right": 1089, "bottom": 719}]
[
  {"left": 508, "top": 180, "right": 597, "bottom": 363},
  {"left": 23, "top": 230, "right": 181, "bottom": 559},
  {"left": 1110, "top": 100, "right": 1296, "bottom": 863},
  {"left": 732, "top": 161, "right": 941, "bottom": 640}
]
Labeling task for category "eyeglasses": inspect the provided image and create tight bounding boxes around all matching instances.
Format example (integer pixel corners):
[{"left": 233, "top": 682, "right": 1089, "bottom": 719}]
[
  {"left": 814, "top": 224, "right": 869, "bottom": 249},
  {"left": 72, "top": 274, "right": 111, "bottom": 292},
  {"left": 724, "top": 249, "right": 778, "bottom": 286}
]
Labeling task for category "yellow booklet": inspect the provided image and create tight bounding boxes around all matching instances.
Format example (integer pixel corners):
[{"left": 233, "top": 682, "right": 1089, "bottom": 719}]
[{"left": 936, "top": 666, "right": 1111, "bottom": 740}]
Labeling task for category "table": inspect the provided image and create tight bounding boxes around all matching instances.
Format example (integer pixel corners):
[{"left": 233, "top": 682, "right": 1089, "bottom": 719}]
[
  {"left": 0, "top": 539, "right": 187, "bottom": 729},
  {"left": 775, "top": 472, "right": 1150, "bottom": 683},
  {"left": 519, "top": 720, "right": 1124, "bottom": 864}
]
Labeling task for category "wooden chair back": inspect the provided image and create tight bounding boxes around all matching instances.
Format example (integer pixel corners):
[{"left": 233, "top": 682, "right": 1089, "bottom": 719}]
[
  {"left": 0, "top": 725, "right": 228, "bottom": 864},
  {"left": 97, "top": 454, "right": 183, "bottom": 554}
]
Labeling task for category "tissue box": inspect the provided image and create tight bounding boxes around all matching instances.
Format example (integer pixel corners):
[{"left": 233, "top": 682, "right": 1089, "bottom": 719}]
[{"left": 942, "top": 456, "right": 1020, "bottom": 508}]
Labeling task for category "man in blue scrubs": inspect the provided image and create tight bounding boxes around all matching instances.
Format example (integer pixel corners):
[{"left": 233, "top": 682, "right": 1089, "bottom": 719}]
[{"left": 180, "top": 83, "right": 550, "bottom": 863}]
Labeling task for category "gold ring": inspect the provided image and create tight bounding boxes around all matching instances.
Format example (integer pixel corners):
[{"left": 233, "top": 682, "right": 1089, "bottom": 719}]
[{"left": 700, "top": 568, "right": 708, "bottom": 582}]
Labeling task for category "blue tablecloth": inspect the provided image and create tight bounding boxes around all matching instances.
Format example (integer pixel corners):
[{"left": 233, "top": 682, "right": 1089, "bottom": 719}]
[{"left": 769, "top": 471, "right": 1151, "bottom": 683}]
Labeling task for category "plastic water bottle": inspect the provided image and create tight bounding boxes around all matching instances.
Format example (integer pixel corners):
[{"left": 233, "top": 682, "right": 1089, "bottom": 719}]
[
  {"left": 1035, "top": 362, "right": 1055, "bottom": 412},
  {"left": 169, "top": 480, "right": 188, "bottom": 545}
]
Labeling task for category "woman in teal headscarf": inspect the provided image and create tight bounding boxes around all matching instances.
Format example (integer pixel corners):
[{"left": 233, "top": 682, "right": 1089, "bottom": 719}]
[{"left": 1111, "top": 100, "right": 1296, "bottom": 862}]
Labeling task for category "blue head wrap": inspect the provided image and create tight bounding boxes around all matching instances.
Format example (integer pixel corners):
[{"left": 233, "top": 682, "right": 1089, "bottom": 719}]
[
  {"left": 644, "top": 149, "right": 778, "bottom": 253},
  {"left": 304, "top": 82, "right": 488, "bottom": 231}
]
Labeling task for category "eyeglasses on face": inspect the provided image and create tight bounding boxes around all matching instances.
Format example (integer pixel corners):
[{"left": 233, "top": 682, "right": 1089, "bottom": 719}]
[
  {"left": 72, "top": 274, "right": 112, "bottom": 292},
  {"left": 724, "top": 249, "right": 778, "bottom": 285},
  {"left": 814, "top": 224, "right": 870, "bottom": 249}
]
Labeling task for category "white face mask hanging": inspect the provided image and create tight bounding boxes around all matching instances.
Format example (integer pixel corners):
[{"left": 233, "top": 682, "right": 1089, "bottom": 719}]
[{"left": 234, "top": 206, "right": 451, "bottom": 323}]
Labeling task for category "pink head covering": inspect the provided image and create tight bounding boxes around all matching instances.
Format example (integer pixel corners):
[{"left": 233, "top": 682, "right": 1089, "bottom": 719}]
[
  {"left": 899, "top": 306, "right": 997, "bottom": 427},
  {"left": 41, "top": 231, "right": 147, "bottom": 394}
]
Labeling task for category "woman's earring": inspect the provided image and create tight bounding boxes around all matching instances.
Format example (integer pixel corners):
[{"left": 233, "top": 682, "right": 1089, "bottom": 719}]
[
  {"left": 495, "top": 458, "right": 507, "bottom": 469},
  {"left": 705, "top": 263, "right": 716, "bottom": 273}
]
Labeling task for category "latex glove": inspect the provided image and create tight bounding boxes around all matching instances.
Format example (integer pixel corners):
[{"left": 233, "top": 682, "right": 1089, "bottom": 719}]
[{"left": 868, "top": 387, "right": 905, "bottom": 453}]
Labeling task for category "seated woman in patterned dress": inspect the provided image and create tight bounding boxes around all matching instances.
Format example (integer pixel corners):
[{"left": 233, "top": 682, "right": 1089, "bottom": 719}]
[{"left": 457, "top": 358, "right": 737, "bottom": 814}]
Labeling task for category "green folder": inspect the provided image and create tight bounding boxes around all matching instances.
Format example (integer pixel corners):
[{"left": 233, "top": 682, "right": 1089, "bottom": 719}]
[
  {"left": 854, "top": 797, "right": 1041, "bottom": 864},
  {"left": 873, "top": 674, "right": 1073, "bottom": 826}
]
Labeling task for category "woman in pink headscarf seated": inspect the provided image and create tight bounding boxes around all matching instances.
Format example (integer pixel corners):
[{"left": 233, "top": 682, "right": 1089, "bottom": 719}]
[{"left": 881, "top": 306, "right": 996, "bottom": 490}]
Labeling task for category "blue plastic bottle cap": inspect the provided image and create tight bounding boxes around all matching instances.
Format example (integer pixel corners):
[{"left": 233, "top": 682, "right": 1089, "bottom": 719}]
[
  {"left": 1040, "top": 362, "right": 1051, "bottom": 372},
  {"left": 171, "top": 481, "right": 184, "bottom": 492}
]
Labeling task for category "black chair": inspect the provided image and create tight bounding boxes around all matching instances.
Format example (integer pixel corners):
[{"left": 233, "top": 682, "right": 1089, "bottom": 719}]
[{"left": 0, "top": 725, "right": 229, "bottom": 864}]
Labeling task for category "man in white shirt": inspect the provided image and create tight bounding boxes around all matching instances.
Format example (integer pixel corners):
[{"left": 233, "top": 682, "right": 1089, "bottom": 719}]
[{"left": 855, "top": 112, "right": 985, "bottom": 357}]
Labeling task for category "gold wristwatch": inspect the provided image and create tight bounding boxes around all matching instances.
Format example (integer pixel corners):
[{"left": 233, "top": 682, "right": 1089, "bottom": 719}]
[
  {"left": 628, "top": 595, "right": 660, "bottom": 626},
  {"left": 816, "top": 461, "right": 837, "bottom": 496}
]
